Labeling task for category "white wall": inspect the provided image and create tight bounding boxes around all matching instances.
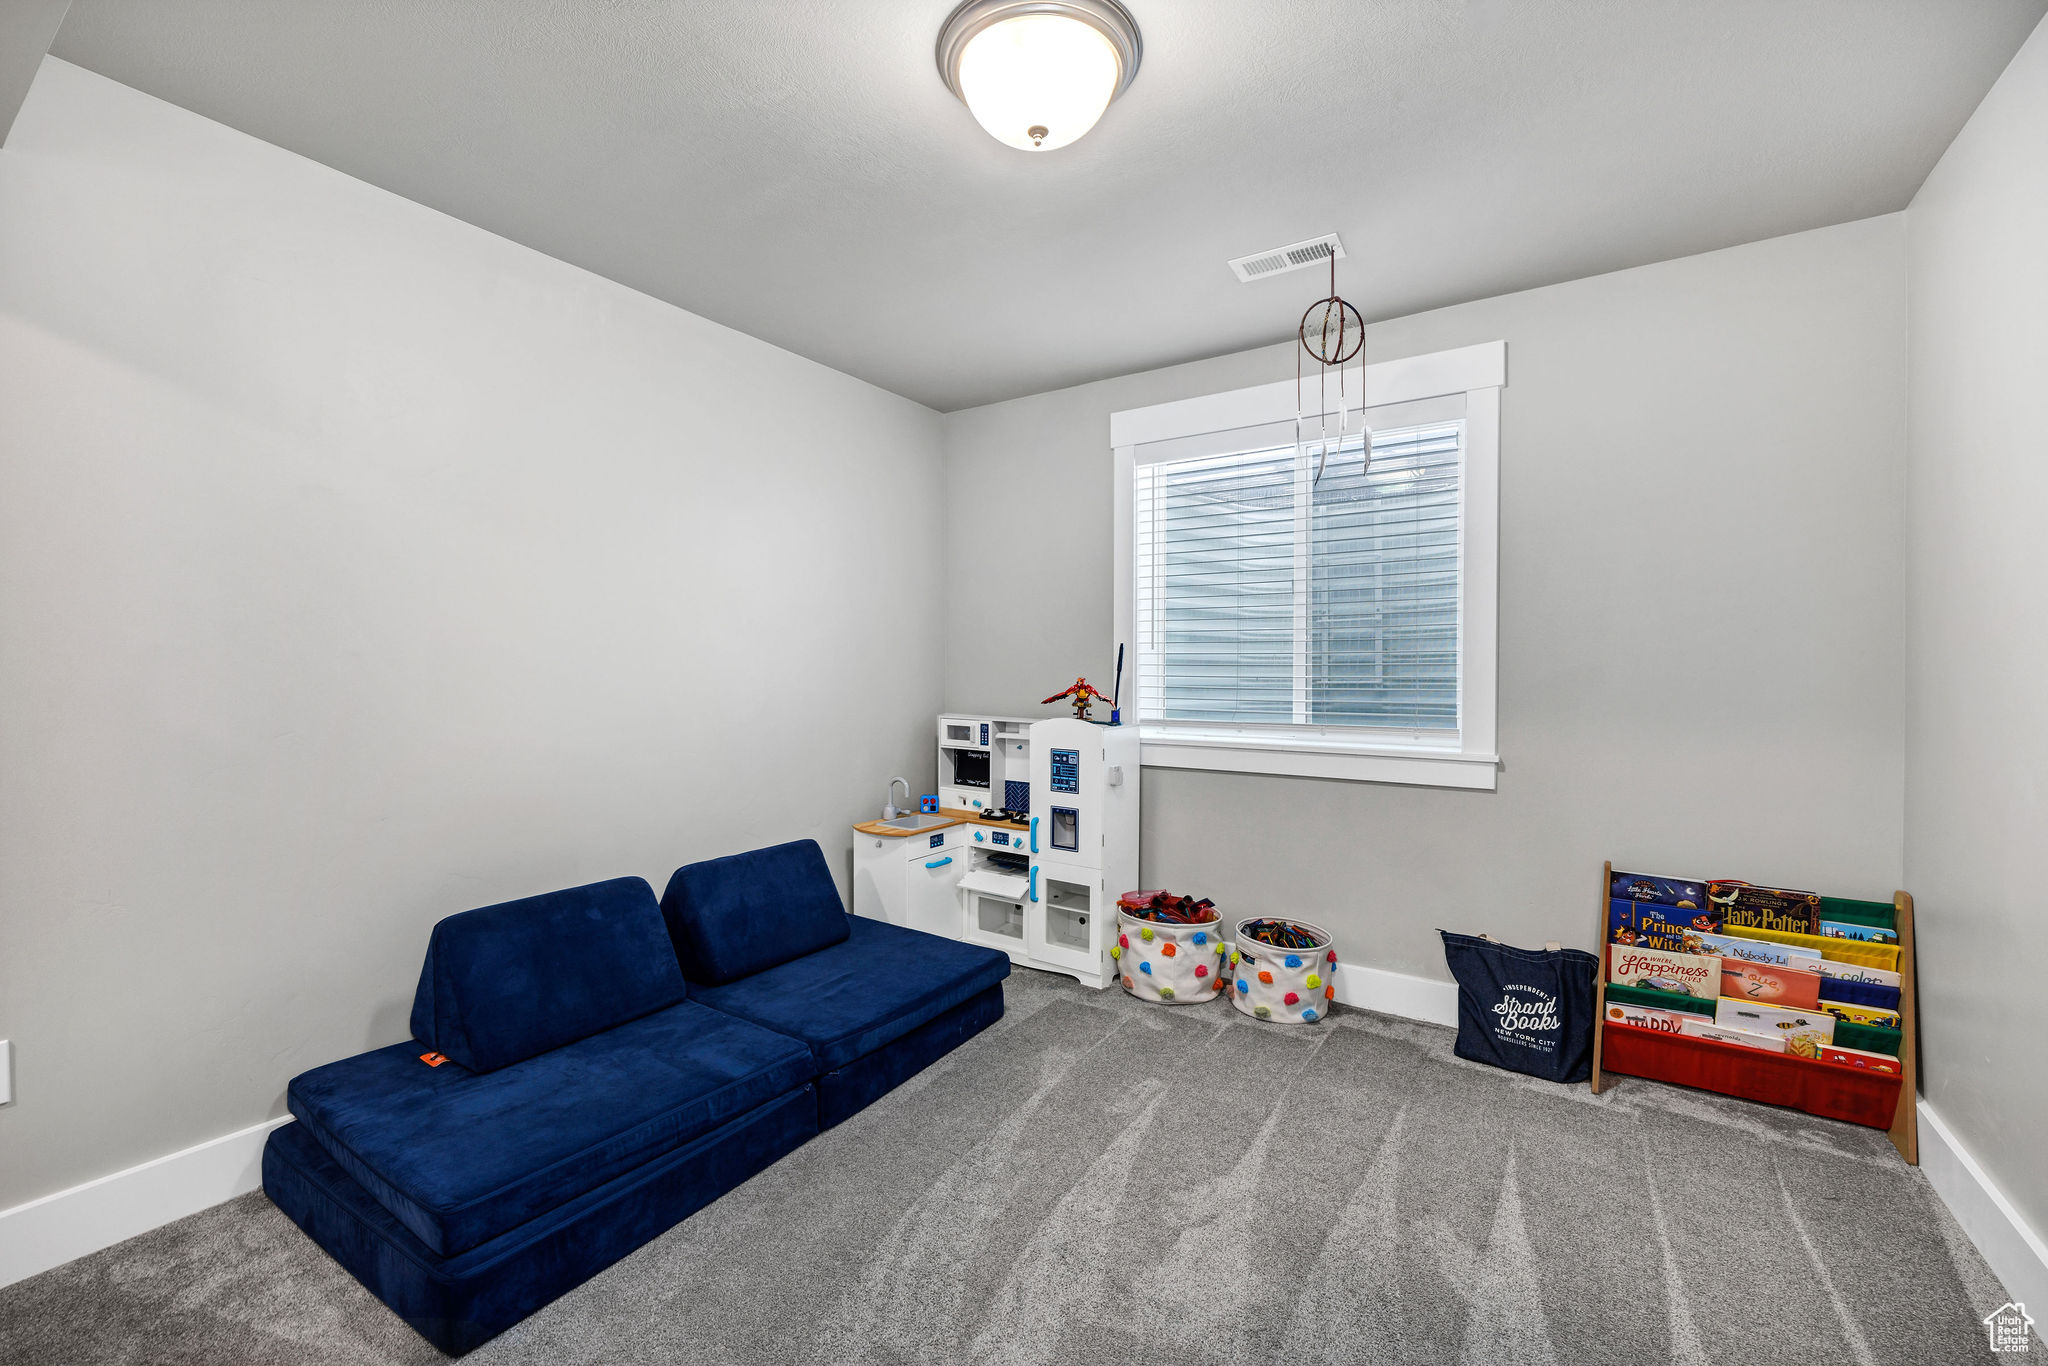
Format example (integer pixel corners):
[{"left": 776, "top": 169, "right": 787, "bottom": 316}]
[
  {"left": 1905, "top": 18, "right": 2048, "bottom": 1248},
  {"left": 944, "top": 216, "right": 1909, "bottom": 982},
  {"left": 0, "top": 59, "right": 945, "bottom": 1209}
]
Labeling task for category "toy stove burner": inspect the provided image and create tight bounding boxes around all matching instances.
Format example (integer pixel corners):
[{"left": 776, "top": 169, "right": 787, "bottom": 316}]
[{"left": 979, "top": 807, "right": 1028, "bottom": 824}]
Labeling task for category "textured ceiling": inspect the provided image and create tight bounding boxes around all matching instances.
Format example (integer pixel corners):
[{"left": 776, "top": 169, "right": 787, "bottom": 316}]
[
  {"left": 51, "top": 0, "right": 2047, "bottom": 411},
  {"left": 0, "top": 0, "right": 70, "bottom": 145}
]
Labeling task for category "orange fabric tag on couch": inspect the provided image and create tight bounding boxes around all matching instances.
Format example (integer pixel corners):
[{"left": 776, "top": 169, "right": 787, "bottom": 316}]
[{"left": 419, "top": 1052, "right": 448, "bottom": 1067}]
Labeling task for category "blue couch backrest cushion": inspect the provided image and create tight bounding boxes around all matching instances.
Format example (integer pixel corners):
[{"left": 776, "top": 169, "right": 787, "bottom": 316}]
[
  {"left": 410, "top": 876, "right": 687, "bottom": 1073},
  {"left": 660, "top": 839, "right": 851, "bottom": 986}
]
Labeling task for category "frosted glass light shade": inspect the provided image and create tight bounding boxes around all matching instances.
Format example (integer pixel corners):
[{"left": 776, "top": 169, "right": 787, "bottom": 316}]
[
  {"left": 958, "top": 15, "right": 1120, "bottom": 151},
  {"left": 937, "top": 1, "right": 1142, "bottom": 153}
]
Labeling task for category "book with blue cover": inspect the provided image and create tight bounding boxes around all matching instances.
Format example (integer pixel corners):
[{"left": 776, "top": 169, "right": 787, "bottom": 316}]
[
  {"left": 1609, "top": 871, "right": 1707, "bottom": 909},
  {"left": 1607, "top": 898, "right": 1719, "bottom": 953},
  {"left": 1818, "top": 977, "right": 1903, "bottom": 1012}
]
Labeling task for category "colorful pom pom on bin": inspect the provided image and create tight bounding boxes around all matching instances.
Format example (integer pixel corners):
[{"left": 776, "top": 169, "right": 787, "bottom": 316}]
[{"left": 1231, "top": 916, "right": 1336, "bottom": 1025}]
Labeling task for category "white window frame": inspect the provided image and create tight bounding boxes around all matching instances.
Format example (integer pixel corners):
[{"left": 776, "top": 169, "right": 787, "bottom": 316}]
[{"left": 1111, "top": 340, "right": 1503, "bottom": 790}]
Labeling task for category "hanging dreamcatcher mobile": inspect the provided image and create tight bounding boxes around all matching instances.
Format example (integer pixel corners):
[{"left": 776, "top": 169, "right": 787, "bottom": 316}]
[{"left": 1297, "top": 247, "right": 1367, "bottom": 487}]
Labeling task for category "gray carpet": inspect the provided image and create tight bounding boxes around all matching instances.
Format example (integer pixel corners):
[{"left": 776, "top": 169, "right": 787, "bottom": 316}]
[{"left": 0, "top": 969, "right": 2031, "bottom": 1365}]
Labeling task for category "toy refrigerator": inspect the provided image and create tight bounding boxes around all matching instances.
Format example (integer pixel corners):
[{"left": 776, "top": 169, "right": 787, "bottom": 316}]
[{"left": 1020, "top": 718, "right": 1139, "bottom": 989}]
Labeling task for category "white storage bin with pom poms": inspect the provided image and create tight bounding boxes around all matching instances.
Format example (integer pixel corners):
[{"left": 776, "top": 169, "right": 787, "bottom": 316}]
[
  {"left": 1230, "top": 917, "right": 1337, "bottom": 1022},
  {"left": 1113, "top": 893, "right": 1226, "bottom": 1004}
]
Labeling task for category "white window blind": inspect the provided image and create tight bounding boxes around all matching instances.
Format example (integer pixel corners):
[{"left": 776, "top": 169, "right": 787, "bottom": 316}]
[{"left": 1133, "top": 417, "right": 1464, "bottom": 736}]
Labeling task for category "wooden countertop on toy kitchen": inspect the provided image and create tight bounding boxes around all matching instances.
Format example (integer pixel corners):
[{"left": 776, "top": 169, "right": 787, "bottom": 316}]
[{"left": 851, "top": 808, "right": 1028, "bottom": 838}]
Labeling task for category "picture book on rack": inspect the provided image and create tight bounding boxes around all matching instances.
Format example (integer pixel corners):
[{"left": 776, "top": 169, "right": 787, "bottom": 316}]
[
  {"left": 1679, "top": 1016, "right": 1786, "bottom": 1052},
  {"left": 1609, "top": 871, "right": 1706, "bottom": 909},
  {"left": 1819, "top": 920, "right": 1899, "bottom": 944},
  {"left": 1720, "top": 959, "right": 1822, "bottom": 1009},
  {"left": 1605, "top": 1000, "right": 1689, "bottom": 1035},
  {"left": 1821, "top": 1001, "right": 1902, "bottom": 1029},
  {"left": 1608, "top": 944, "right": 1719, "bottom": 999},
  {"left": 1693, "top": 931, "right": 1819, "bottom": 968},
  {"left": 1814, "top": 959, "right": 1901, "bottom": 989},
  {"left": 1818, "top": 1045, "right": 1903, "bottom": 1075},
  {"left": 1607, "top": 899, "right": 1718, "bottom": 953},
  {"left": 1706, "top": 881, "right": 1822, "bottom": 935},
  {"left": 1714, "top": 1000, "right": 1835, "bottom": 1056}
]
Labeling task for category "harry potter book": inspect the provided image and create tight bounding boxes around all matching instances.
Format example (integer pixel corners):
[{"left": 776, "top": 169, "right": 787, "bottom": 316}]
[{"left": 1706, "top": 880, "right": 1822, "bottom": 935}]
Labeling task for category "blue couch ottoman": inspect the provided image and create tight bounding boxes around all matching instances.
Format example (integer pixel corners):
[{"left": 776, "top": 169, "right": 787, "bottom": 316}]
[
  {"left": 659, "top": 839, "right": 1011, "bottom": 1129},
  {"left": 262, "top": 876, "right": 819, "bottom": 1355}
]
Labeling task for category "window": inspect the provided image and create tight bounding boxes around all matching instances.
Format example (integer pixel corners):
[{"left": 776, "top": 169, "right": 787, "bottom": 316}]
[{"left": 1111, "top": 342, "right": 1502, "bottom": 788}]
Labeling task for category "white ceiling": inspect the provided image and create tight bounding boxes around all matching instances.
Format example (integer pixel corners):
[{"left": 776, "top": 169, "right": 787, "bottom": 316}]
[{"left": 50, "top": 0, "right": 2046, "bottom": 412}]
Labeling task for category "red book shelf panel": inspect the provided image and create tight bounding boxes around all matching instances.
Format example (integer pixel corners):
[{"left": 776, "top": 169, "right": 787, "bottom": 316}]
[{"left": 1600, "top": 1021, "right": 1903, "bottom": 1129}]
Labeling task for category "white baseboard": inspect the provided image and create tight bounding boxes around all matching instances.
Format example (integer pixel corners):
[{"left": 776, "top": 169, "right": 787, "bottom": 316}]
[
  {"left": 1334, "top": 961, "right": 1460, "bottom": 1028},
  {"left": 1919, "top": 1100, "right": 2048, "bottom": 1315},
  {"left": 0, "top": 1115, "right": 288, "bottom": 1290}
]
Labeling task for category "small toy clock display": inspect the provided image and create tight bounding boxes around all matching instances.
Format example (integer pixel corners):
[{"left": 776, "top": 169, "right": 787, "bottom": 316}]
[{"left": 1231, "top": 917, "right": 1336, "bottom": 1023}]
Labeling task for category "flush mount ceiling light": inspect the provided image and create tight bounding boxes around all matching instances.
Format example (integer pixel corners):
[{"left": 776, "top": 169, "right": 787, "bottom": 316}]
[{"left": 936, "top": 0, "right": 1142, "bottom": 152}]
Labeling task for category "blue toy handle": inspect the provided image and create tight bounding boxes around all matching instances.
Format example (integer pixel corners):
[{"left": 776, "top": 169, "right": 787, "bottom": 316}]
[
  {"left": 1029, "top": 816, "right": 1039, "bottom": 854},
  {"left": 1029, "top": 866, "right": 1039, "bottom": 902},
  {"left": 924, "top": 856, "right": 953, "bottom": 869}
]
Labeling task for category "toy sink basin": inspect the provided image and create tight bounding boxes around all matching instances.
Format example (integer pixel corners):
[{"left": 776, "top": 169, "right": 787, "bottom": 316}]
[{"left": 881, "top": 814, "right": 950, "bottom": 832}]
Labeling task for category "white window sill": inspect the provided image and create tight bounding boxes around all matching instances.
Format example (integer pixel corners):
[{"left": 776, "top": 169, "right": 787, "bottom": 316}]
[{"left": 1138, "top": 726, "right": 1499, "bottom": 790}]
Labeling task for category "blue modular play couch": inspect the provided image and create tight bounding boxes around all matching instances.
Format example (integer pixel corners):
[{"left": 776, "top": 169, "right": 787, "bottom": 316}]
[{"left": 262, "top": 840, "right": 1008, "bottom": 1355}]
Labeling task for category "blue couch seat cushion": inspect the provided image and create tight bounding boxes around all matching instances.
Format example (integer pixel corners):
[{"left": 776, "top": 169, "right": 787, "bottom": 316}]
[
  {"left": 288, "top": 999, "right": 813, "bottom": 1258},
  {"left": 689, "top": 915, "right": 1010, "bottom": 1072},
  {"left": 660, "top": 839, "right": 851, "bottom": 987},
  {"left": 411, "top": 876, "right": 687, "bottom": 1074}
]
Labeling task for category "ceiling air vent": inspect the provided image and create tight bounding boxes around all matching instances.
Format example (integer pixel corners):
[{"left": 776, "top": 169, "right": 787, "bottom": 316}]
[{"left": 1227, "top": 233, "right": 1346, "bottom": 284}]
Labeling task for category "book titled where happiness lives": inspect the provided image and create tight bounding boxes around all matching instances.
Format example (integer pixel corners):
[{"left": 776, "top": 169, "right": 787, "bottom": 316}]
[{"left": 1608, "top": 945, "right": 1719, "bottom": 999}]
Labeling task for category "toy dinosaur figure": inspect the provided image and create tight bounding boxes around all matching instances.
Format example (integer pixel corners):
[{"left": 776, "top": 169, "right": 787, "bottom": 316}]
[{"left": 1041, "top": 676, "right": 1112, "bottom": 722}]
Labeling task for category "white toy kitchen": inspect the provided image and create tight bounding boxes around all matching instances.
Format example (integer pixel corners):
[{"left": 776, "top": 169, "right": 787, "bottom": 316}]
[{"left": 853, "top": 713, "right": 1138, "bottom": 990}]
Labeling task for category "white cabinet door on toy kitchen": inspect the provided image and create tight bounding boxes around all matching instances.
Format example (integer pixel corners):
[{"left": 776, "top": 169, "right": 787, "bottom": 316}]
[
  {"left": 906, "top": 844, "right": 964, "bottom": 939},
  {"left": 853, "top": 826, "right": 964, "bottom": 937}
]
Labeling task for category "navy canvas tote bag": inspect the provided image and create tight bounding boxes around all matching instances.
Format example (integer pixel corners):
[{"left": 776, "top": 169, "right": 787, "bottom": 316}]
[{"left": 1439, "top": 931, "right": 1599, "bottom": 1083}]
